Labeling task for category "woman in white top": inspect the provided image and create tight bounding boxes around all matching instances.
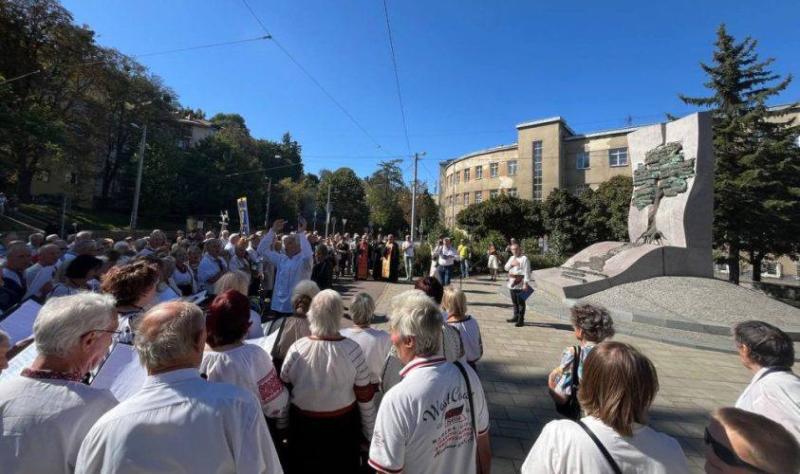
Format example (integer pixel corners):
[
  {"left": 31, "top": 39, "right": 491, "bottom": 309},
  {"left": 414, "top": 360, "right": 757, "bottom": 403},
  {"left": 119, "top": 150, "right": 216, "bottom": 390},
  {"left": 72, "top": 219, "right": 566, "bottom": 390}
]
[
  {"left": 48, "top": 255, "right": 103, "bottom": 298},
  {"left": 154, "top": 256, "right": 181, "bottom": 303},
  {"left": 522, "top": 342, "right": 690, "bottom": 474},
  {"left": 280, "top": 289, "right": 376, "bottom": 473},
  {"left": 442, "top": 287, "right": 483, "bottom": 370},
  {"left": 99, "top": 261, "right": 159, "bottom": 344},
  {"left": 200, "top": 290, "right": 289, "bottom": 428},
  {"left": 170, "top": 247, "right": 195, "bottom": 296},
  {"left": 340, "top": 292, "right": 391, "bottom": 384},
  {"left": 214, "top": 270, "right": 263, "bottom": 340}
]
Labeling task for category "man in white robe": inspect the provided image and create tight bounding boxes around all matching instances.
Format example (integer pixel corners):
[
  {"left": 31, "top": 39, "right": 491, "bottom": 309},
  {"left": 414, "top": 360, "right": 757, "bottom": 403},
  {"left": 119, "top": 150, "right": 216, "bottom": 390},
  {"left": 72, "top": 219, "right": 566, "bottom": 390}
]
[
  {"left": 257, "top": 218, "right": 312, "bottom": 316},
  {"left": 76, "top": 300, "right": 282, "bottom": 474},
  {"left": 0, "top": 293, "right": 119, "bottom": 474},
  {"left": 197, "top": 238, "right": 229, "bottom": 293}
]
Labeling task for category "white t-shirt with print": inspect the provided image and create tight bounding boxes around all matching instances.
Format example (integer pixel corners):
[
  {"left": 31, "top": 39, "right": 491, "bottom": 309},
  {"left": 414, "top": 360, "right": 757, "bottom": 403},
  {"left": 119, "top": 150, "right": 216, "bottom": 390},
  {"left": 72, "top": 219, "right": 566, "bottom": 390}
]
[{"left": 369, "top": 357, "right": 489, "bottom": 474}]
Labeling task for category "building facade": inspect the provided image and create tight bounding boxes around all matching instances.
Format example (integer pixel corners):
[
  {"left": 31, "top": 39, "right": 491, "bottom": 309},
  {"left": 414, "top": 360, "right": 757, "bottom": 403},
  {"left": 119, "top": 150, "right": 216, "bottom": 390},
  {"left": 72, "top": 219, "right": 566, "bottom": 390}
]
[{"left": 439, "top": 105, "right": 800, "bottom": 280}]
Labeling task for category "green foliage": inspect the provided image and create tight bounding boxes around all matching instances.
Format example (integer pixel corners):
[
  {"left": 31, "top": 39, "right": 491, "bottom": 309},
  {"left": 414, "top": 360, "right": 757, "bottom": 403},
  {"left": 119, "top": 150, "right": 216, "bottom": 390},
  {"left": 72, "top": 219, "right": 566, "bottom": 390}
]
[
  {"left": 580, "top": 176, "right": 633, "bottom": 243},
  {"left": 543, "top": 188, "right": 588, "bottom": 257},
  {"left": 471, "top": 230, "right": 506, "bottom": 271},
  {"left": 316, "top": 167, "right": 370, "bottom": 232},
  {"left": 456, "top": 194, "right": 544, "bottom": 240},
  {"left": 679, "top": 24, "right": 800, "bottom": 283},
  {"left": 413, "top": 242, "right": 432, "bottom": 276},
  {"left": 528, "top": 254, "right": 568, "bottom": 270},
  {"left": 365, "top": 160, "right": 407, "bottom": 234}
]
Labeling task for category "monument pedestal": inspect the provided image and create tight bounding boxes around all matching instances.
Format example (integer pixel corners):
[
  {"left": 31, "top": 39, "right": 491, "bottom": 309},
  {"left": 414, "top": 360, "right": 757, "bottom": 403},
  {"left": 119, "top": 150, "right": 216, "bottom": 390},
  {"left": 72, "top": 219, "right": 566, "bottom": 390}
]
[{"left": 533, "top": 242, "right": 712, "bottom": 299}]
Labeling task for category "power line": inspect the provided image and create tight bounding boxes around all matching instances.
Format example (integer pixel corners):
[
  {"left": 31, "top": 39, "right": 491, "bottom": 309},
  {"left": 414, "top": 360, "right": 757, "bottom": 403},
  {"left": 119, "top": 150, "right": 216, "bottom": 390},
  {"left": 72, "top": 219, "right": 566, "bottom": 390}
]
[
  {"left": 0, "top": 36, "right": 272, "bottom": 87},
  {"left": 239, "top": 0, "right": 395, "bottom": 158},
  {"left": 381, "top": 0, "right": 412, "bottom": 157}
]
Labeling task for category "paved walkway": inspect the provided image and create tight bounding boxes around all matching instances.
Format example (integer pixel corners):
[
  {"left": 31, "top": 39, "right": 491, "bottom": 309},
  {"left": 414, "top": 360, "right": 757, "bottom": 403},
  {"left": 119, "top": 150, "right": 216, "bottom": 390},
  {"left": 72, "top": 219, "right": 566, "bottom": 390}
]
[{"left": 367, "top": 276, "right": 752, "bottom": 474}]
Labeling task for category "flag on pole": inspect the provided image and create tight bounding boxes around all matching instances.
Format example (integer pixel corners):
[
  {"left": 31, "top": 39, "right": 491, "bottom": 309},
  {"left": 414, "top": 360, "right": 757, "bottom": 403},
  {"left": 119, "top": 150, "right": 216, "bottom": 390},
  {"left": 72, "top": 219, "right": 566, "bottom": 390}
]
[{"left": 237, "top": 197, "right": 250, "bottom": 235}]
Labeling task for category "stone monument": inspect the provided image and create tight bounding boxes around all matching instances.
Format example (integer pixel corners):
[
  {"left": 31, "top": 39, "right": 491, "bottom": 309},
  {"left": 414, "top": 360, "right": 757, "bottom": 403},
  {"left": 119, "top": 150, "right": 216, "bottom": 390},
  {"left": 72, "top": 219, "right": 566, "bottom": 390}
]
[{"left": 533, "top": 112, "right": 714, "bottom": 299}]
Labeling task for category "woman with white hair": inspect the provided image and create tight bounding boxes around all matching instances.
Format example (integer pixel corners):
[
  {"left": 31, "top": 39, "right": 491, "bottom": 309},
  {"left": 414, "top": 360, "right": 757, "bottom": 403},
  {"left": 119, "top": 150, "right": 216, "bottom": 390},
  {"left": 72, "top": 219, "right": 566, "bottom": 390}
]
[
  {"left": 214, "top": 270, "right": 262, "bottom": 340},
  {"left": 280, "top": 289, "right": 376, "bottom": 473},
  {"left": 340, "top": 292, "right": 391, "bottom": 385},
  {"left": 171, "top": 247, "right": 196, "bottom": 296},
  {"left": 0, "top": 293, "right": 119, "bottom": 473},
  {"left": 264, "top": 279, "right": 319, "bottom": 371}
]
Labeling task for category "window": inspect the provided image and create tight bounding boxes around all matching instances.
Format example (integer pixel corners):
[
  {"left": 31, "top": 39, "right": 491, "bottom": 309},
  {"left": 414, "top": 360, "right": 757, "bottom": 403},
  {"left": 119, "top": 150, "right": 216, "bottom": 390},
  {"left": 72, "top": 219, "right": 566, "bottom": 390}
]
[
  {"left": 463, "top": 193, "right": 469, "bottom": 206},
  {"left": 475, "top": 166, "right": 483, "bottom": 179},
  {"left": 609, "top": 148, "right": 628, "bottom": 167},
  {"left": 463, "top": 168, "right": 470, "bottom": 181},
  {"left": 533, "top": 140, "right": 543, "bottom": 200},
  {"left": 64, "top": 172, "right": 78, "bottom": 185},
  {"left": 475, "top": 191, "right": 482, "bottom": 203},
  {"left": 490, "top": 189, "right": 499, "bottom": 199},
  {"left": 577, "top": 151, "right": 590, "bottom": 169},
  {"left": 508, "top": 188, "right": 518, "bottom": 197},
  {"left": 454, "top": 171, "right": 460, "bottom": 185},
  {"left": 489, "top": 162, "right": 499, "bottom": 178},
  {"left": 761, "top": 260, "right": 783, "bottom": 278},
  {"left": 507, "top": 160, "right": 518, "bottom": 176}
]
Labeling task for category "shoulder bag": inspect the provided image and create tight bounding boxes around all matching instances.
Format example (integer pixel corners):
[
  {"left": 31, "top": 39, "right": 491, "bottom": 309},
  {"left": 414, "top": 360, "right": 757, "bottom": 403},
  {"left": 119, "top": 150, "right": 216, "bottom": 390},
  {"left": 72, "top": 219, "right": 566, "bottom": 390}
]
[{"left": 554, "top": 346, "right": 582, "bottom": 420}]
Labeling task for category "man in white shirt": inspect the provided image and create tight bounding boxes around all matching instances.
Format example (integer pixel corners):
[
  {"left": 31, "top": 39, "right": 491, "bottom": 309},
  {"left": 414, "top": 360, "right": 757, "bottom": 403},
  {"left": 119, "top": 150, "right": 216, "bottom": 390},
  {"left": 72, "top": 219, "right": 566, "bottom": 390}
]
[
  {"left": 257, "top": 218, "right": 313, "bottom": 316},
  {"left": 432, "top": 237, "right": 458, "bottom": 285},
  {"left": 76, "top": 301, "right": 282, "bottom": 474},
  {"left": 504, "top": 242, "right": 531, "bottom": 327},
  {"left": 369, "top": 290, "right": 491, "bottom": 474},
  {"left": 732, "top": 320, "right": 800, "bottom": 443},
  {"left": 401, "top": 235, "right": 414, "bottom": 281},
  {"left": 1, "top": 242, "right": 31, "bottom": 311},
  {"left": 0, "top": 293, "right": 119, "bottom": 474},
  {"left": 24, "top": 243, "right": 59, "bottom": 299},
  {"left": 197, "top": 238, "right": 229, "bottom": 293}
]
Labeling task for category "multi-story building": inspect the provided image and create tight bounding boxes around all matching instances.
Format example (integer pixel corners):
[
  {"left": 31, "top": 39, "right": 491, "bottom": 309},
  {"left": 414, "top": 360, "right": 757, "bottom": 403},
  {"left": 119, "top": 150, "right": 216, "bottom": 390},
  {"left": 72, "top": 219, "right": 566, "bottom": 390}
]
[{"left": 439, "top": 104, "right": 800, "bottom": 279}]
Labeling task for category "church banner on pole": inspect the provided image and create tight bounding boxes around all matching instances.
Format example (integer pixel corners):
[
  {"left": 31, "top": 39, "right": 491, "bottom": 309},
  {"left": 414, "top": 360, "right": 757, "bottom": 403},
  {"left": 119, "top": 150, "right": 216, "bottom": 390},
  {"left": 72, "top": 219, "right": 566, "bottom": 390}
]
[{"left": 237, "top": 197, "right": 250, "bottom": 235}]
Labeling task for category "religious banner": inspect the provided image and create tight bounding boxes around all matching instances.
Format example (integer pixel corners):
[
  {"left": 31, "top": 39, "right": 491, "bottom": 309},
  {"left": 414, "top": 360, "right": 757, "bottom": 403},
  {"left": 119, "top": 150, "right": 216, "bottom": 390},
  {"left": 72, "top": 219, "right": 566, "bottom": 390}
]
[{"left": 237, "top": 197, "right": 250, "bottom": 235}]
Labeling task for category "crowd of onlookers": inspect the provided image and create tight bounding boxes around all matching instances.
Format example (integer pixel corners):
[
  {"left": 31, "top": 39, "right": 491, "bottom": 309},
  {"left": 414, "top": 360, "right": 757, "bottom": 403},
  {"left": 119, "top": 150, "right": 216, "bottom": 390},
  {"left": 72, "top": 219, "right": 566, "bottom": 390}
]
[{"left": 0, "top": 226, "right": 797, "bottom": 473}]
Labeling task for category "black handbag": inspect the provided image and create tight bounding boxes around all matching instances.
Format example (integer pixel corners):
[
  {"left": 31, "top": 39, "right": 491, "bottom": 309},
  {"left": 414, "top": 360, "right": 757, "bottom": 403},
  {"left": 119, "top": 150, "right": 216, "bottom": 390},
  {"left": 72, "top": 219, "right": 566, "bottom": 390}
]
[{"left": 554, "top": 345, "right": 582, "bottom": 420}]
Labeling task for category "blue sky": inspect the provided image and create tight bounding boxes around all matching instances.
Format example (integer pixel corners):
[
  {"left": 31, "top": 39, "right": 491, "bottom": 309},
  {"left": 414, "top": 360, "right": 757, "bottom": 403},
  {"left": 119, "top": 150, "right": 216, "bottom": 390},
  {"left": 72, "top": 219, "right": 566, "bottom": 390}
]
[{"left": 62, "top": 0, "right": 800, "bottom": 190}]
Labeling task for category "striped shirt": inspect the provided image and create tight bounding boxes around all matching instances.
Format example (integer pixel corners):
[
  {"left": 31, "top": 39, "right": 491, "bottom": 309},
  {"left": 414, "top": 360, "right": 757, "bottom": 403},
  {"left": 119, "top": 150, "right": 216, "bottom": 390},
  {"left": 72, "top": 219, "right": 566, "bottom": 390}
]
[{"left": 447, "top": 316, "right": 483, "bottom": 363}]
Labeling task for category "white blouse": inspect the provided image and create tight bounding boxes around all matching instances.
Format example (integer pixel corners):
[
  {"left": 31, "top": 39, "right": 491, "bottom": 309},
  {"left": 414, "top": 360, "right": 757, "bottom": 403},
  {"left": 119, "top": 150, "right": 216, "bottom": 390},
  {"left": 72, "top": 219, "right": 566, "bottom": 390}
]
[
  {"left": 521, "top": 416, "right": 689, "bottom": 474},
  {"left": 447, "top": 316, "right": 483, "bottom": 363},
  {"left": 340, "top": 326, "right": 392, "bottom": 383},
  {"left": 201, "top": 344, "right": 289, "bottom": 426}
]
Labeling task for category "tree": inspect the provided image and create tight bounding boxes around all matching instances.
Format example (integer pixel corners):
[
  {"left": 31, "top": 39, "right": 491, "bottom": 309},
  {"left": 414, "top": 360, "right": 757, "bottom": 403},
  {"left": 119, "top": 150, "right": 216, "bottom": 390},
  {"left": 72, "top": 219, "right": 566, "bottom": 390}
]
[
  {"left": 581, "top": 175, "right": 634, "bottom": 245},
  {"left": 316, "top": 167, "right": 369, "bottom": 233},
  {"left": 456, "top": 193, "right": 544, "bottom": 241},
  {"left": 679, "top": 24, "right": 800, "bottom": 284},
  {"left": 365, "top": 160, "right": 407, "bottom": 233},
  {"left": 543, "top": 189, "right": 588, "bottom": 257}
]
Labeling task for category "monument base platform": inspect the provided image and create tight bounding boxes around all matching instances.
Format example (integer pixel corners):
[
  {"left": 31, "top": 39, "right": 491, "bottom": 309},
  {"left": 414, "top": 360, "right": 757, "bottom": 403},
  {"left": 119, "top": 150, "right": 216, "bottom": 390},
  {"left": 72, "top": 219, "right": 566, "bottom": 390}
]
[{"left": 533, "top": 241, "right": 712, "bottom": 300}]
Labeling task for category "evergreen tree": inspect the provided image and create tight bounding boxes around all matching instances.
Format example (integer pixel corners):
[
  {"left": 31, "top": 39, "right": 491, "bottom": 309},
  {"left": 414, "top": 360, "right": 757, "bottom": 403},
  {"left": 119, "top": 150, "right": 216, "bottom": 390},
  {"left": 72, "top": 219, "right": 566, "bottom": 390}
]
[
  {"left": 680, "top": 24, "right": 799, "bottom": 284},
  {"left": 542, "top": 189, "right": 588, "bottom": 257}
]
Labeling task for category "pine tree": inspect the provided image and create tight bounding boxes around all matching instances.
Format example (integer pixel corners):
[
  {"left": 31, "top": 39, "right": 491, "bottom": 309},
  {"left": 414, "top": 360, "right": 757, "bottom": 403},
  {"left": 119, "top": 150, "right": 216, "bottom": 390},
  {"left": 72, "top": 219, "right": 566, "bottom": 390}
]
[{"left": 679, "top": 24, "right": 799, "bottom": 285}]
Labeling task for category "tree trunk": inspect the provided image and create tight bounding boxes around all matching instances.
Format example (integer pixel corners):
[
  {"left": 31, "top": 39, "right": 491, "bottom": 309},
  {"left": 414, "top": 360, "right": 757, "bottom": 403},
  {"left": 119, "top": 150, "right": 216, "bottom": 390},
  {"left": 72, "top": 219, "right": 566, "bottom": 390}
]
[
  {"left": 751, "top": 252, "right": 763, "bottom": 283},
  {"left": 727, "top": 243, "right": 740, "bottom": 285},
  {"left": 16, "top": 167, "right": 34, "bottom": 203}
]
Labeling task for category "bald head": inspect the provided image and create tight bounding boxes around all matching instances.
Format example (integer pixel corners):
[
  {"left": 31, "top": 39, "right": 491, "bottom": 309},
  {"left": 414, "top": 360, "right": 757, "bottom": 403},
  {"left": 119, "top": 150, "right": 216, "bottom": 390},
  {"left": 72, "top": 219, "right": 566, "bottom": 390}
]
[
  {"left": 134, "top": 301, "right": 206, "bottom": 374},
  {"left": 37, "top": 244, "right": 61, "bottom": 266}
]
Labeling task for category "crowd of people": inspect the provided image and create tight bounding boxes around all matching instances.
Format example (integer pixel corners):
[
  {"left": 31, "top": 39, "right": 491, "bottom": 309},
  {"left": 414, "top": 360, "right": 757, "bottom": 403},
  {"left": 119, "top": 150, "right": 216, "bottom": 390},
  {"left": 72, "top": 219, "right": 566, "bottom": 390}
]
[{"left": 0, "top": 224, "right": 797, "bottom": 473}]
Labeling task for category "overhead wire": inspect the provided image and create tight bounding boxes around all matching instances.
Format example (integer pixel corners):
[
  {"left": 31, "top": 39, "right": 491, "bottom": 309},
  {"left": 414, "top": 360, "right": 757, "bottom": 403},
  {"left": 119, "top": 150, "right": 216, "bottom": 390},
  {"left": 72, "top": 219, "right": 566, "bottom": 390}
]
[
  {"left": 0, "top": 35, "right": 272, "bottom": 86},
  {"left": 381, "top": 0, "right": 412, "bottom": 158},
  {"left": 238, "top": 0, "right": 395, "bottom": 158}
]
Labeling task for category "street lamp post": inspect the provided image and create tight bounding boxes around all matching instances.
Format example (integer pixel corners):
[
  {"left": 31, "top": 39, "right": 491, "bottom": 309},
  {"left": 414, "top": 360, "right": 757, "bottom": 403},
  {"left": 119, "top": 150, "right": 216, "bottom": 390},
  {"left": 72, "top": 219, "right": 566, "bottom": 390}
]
[{"left": 129, "top": 123, "right": 147, "bottom": 233}]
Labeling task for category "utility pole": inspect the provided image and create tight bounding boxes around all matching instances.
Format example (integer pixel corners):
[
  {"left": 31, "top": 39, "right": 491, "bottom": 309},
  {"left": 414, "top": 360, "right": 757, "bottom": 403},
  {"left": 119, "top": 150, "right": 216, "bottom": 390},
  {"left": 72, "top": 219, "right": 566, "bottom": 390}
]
[
  {"left": 410, "top": 152, "right": 425, "bottom": 242},
  {"left": 324, "top": 185, "right": 332, "bottom": 237},
  {"left": 129, "top": 124, "right": 147, "bottom": 233},
  {"left": 264, "top": 176, "right": 272, "bottom": 229}
]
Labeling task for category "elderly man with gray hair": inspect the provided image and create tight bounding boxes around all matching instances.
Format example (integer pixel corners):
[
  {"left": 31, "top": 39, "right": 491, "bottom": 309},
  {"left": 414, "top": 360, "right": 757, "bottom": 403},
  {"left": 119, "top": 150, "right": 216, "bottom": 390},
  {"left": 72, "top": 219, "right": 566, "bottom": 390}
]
[
  {"left": 75, "top": 301, "right": 282, "bottom": 473},
  {"left": 0, "top": 293, "right": 119, "bottom": 474},
  {"left": 257, "top": 218, "right": 313, "bottom": 316},
  {"left": 368, "top": 290, "right": 491, "bottom": 474}
]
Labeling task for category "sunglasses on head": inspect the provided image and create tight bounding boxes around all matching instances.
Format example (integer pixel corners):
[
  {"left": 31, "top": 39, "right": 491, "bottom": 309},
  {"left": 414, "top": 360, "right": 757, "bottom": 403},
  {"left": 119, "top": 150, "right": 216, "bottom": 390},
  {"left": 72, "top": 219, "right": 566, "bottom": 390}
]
[{"left": 704, "top": 428, "right": 766, "bottom": 473}]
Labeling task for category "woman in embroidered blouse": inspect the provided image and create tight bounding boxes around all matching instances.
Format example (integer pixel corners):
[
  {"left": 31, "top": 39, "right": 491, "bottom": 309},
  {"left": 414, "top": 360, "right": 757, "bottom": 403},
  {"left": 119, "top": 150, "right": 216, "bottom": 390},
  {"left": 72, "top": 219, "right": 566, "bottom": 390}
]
[
  {"left": 548, "top": 303, "right": 615, "bottom": 406},
  {"left": 100, "top": 261, "right": 159, "bottom": 344},
  {"left": 280, "top": 289, "right": 376, "bottom": 473}
]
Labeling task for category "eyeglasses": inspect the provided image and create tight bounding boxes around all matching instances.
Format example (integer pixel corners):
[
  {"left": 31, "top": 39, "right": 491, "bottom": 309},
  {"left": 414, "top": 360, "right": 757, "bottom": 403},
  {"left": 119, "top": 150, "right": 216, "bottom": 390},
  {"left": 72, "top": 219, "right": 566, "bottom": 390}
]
[{"left": 704, "top": 428, "right": 765, "bottom": 473}]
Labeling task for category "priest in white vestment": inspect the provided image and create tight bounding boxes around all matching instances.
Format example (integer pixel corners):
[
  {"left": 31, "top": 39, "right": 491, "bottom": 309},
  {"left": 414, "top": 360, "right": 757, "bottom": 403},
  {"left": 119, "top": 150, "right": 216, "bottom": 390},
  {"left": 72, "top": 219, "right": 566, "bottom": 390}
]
[
  {"left": 257, "top": 218, "right": 313, "bottom": 316},
  {"left": 75, "top": 300, "right": 282, "bottom": 474},
  {"left": 0, "top": 293, "right": 119, "bottom": 474}
]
